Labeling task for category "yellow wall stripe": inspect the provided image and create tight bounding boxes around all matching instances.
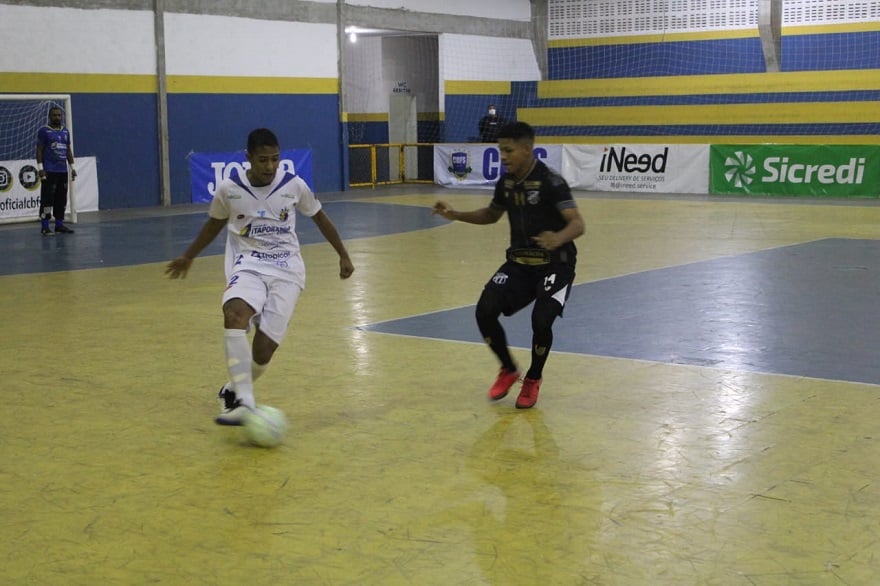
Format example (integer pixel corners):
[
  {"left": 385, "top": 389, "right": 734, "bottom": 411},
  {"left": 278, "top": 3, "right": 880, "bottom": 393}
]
[
  {"left": 783, "top": 22, "right": 880, "bottom": 35},
  {"left": 549, "top": 21, "right": 880, "bottom": 48},
  {"left": 445, "top": 80, "right": 511, "bottom": 95},
  {"left": 346, "top": 111, "right": 443, "bottom": 123},
  {"left": 539, "top": 69, "right": 880, "bottom": 99},
  {"left": 347, "top": 113, "right": 388, "bottom": 122},
  {"left": 520, "top": 101, "right": 879, "bottom": 126},
  {"left": 167, "top": 75, "right": 337, "bottom": 94},
  {"left": 417, "top": 111, "right": 441, "bottom": 122},
  {"left": 0, "top": 73, "right": 338, "bottom": 94},
  {"left": 0, "top": 72, "right": 156, "bottom": 93}
]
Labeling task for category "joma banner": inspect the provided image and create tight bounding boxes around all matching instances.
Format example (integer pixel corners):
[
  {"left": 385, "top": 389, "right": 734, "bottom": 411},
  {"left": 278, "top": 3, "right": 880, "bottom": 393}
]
[{"left": 190, "top": 149, "right": 313, "bottom": 203}]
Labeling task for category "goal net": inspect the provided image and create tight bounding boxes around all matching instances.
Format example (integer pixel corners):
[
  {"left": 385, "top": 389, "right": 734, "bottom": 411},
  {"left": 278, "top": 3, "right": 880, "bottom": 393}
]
[
  {"left": 537, "top": 0, "right": 880, "bottom": 144},
  {"left": 0, "top": 94, "right": 76, "bottom": 224},
  {"left": 343, "top": 0, "right": 880, "bottom": 153}
]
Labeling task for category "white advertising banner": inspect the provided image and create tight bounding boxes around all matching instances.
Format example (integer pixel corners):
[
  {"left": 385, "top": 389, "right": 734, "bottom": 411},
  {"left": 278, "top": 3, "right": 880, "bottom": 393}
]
[
  {"left": 0, "top": 157, "right": 99, "bottom": 223},
  {"left": 434, "top": 143, "right": 564, "bottom": 189},
  {"left": 562, "top": 144, "right": 709, "bottom": 194}
]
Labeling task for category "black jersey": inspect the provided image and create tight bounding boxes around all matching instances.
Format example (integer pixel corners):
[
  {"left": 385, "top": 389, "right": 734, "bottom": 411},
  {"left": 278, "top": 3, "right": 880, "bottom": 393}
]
[{"left": 490, "top": 159, "right": 577, "bottom": 266}]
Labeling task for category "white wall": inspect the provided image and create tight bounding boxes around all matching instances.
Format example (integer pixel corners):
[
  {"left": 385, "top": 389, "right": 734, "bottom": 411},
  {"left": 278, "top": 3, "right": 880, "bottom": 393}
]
[
  {"left": 0, "top": 5, "right": 339, "bottom": 79},
  {"left": 382, "top": 37, "right": 438, "bottom": 111},
  {"left": 344, "top": 35, "right": 438, "bottom": 115},
  {"left": 440, "top": 34, "right": 540, "bottom": 81},
  {"left": 0, "top": 5, "right": 155, "bottom": 74},
  {"left": 344, "top": 37, "right": 385, "bottom": 112},
  {"left": 165, "top": 13, "right": 338, "bottom": 77},
  {"left": 344, "top": 0, "right": 532, "bottom": 21}
]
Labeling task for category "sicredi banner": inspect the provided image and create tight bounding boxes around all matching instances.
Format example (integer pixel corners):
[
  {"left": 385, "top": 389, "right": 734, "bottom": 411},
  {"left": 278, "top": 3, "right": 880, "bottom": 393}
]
[
  {"left": 190, "top": 149, "right": 313, "bottom": 203},
  {"left": 434, "top": 144, "right": 563, "bottom": 188},
  {"left": 710, "top": 145, "right": 880, "bottom": 196},
  {"left": 562, "top": 144, "right": 709, "bottom": 193},
  {"left": 0, "top": 157, "right": 100, "bottom": 223}
]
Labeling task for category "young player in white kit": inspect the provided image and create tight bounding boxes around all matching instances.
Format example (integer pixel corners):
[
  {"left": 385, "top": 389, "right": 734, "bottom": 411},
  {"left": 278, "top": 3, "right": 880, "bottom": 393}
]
[{"left": 166, "top": 128, "right": 355, "bottom": 425}]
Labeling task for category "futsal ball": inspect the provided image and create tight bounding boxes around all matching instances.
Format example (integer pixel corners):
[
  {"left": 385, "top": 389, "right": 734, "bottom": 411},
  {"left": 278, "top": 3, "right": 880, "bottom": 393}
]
[{"left": 243, "top": 405, "right": 288, "bottom": 448}]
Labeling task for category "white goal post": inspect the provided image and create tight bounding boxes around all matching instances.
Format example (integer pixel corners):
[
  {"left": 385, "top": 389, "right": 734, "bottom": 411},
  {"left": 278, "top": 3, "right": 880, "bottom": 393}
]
[{"left": 0, "top": 94, "right": 76, "bottom": 225}]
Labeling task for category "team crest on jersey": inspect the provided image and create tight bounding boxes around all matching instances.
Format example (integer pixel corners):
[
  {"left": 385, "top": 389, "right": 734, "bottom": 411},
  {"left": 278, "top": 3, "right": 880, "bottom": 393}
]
[
  {"left": 527, "top": 190, "right": 541, "bottom": 204},
  {"left": 492, "top": 271, "right": 509, "bottom": 285},
  {"left": 279, "top": 208, "right": 289, "bottom": 222},
  {"left": 447, "top": 152, "right": 472, "bottom": 179}
]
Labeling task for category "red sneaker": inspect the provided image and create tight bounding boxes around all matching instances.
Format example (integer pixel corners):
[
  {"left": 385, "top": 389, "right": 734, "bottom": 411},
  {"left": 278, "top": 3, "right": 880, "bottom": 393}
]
[
  {"left": 515, "top": 377, "right": 541, "bottom": 409},
  {"left": 488, "top": 368, "right": 520, "bottom": 401}
]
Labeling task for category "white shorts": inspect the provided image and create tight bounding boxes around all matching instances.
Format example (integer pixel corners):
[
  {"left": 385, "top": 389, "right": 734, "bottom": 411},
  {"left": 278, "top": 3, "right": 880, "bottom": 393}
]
[{"left": 221, "top": 270, "right": 302, "bottom": 345}]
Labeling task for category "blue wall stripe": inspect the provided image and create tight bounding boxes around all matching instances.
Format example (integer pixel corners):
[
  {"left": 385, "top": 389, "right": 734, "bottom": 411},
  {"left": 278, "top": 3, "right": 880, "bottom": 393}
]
[
  {"left": 549, "top": 31, "right": 880, "bottom": 79},
  {"left": 72, "top": 93, "right": 161, "bottom": 209},
  {"left": 166, "top": 94, "right": 342, "bottom": 203},
  {"left": 549, "top": 38, "right": 767, "bottom": 79}
]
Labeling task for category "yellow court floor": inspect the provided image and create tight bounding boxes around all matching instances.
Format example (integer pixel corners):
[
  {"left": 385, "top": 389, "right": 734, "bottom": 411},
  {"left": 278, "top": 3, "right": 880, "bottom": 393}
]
[{"left": 2, "top": 188, "right": 879, "bottom": 585}]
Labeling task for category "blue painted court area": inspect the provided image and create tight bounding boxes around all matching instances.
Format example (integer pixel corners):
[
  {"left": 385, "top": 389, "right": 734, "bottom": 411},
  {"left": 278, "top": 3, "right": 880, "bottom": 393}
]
[
  {"left": 0, "top": 201, "right": 445, "bottom": 276},
  {"left": 362, "top": 238, "right": 880, "bottom": 386}
]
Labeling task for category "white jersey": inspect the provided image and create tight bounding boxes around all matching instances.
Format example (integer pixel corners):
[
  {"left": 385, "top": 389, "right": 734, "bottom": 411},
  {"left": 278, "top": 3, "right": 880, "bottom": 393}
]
[{"left": 209, "top": 167, "right": 321, "bottom": 288}]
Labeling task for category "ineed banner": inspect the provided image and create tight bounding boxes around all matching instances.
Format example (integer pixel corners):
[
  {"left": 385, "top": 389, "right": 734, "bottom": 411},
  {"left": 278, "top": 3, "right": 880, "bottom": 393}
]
[
  {"left": 562, "top": 144, "right": 709, "bottom": 193},
  {"left": 190, "top": 149, "right": 313, "bottom": 203},
  {"left": 711, "top": 145, "right": 880, "bottom": 197}
]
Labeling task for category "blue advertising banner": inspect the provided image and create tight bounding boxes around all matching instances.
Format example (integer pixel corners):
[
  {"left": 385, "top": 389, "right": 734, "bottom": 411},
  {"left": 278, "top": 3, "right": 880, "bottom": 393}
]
[{"left": 189, "top": 149, "right": 313, "bottom": 203}]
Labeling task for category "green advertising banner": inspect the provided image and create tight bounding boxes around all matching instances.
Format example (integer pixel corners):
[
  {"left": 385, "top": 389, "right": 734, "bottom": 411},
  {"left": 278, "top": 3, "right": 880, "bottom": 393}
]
[{"left": 710, "top": 145, "right": 880, "bottom": 197}]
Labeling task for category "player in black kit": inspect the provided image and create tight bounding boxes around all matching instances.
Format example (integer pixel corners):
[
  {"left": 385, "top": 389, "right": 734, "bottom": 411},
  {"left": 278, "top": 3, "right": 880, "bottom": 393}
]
[{"left": 433, "top": 122, "right": 585, "bottom": 408}]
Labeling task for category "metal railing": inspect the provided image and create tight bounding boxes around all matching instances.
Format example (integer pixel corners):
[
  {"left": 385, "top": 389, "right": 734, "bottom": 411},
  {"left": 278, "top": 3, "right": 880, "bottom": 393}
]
[{"left": 348, "top": 143, "right": 435, "bottom": 188}]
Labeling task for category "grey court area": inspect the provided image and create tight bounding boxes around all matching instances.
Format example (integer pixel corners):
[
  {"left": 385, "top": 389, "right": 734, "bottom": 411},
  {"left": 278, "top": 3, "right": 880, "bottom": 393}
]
[
  {"left": 0, "top": 201, "right": 446, "bottom": 276},
  {"left": 362, "top": 238, "right": 880, "bottom": 386}
]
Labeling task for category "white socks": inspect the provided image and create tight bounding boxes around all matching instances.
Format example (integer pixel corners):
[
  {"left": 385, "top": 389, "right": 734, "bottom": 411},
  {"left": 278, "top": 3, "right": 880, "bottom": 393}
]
[
  {"left": 224, "top": 329, "right": 255, "bottom": 408},
  {"left": 223, "top": 330, "right": 270, "bottom": 409},
  {"left": 252, "top": 361, "right": 267, "bottom": 383}
]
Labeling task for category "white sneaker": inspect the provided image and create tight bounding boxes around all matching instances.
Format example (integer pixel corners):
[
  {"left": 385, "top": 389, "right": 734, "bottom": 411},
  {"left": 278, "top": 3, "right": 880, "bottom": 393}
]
[{"left": 215, "top": 385, "right": 249, "bottom": 426}]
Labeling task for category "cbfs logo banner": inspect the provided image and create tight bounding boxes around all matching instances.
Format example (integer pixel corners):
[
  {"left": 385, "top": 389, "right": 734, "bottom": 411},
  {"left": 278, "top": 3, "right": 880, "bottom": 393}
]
[
  {"left": 190, "top": 149, "right": 313, "bottom": 203},
  {"left": 711, "top": 145, "right": 880, "bottom": 197},
  {"left": 434, "top": 144, "right": 562, "bottom": 188}
]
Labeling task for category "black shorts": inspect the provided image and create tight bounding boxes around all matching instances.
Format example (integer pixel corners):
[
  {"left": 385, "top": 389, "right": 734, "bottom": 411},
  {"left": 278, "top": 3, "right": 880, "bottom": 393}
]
[
  {"left": 483, "top": 260, "right": 575, "bottom": 317},
  {"left": 40, "top": 172, "right": 69, "bottom": 205}
]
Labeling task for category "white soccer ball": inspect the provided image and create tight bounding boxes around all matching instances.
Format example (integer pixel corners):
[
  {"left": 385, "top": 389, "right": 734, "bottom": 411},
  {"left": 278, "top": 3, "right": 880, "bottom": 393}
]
[{"left": 243, "top": 405, "right": 288, "bottom": 448}]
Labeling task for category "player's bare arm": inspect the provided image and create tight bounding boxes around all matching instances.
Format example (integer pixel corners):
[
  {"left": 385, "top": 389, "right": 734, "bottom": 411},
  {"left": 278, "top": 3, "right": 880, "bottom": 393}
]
[
  {"left": 68, "top": 149, "right": 76, "bottom": 180},
  {"left": 311, "top": 210, "right": 354, "bottom": 279},
  {"left": 532, "top": 207, "right": 585, "bottom": 250},
  {"left": 432, "top": 200, "right": 504, "bottom": 224},
  {"left": 165, "top": 217, "right": 227, "bottom": 279},
  {"left": 35, "top": 143, "right": 46, "bottom": 179}
]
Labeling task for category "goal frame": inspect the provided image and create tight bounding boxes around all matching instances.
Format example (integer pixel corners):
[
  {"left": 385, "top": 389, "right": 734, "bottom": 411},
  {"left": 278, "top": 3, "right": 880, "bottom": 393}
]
[{"left": 0, "top": 94, "right": 76, "bottom": 224}]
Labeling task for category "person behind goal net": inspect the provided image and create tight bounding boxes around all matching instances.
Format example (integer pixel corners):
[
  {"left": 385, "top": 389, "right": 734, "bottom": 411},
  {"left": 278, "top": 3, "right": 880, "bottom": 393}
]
[{"left": 36, "top": 106, "right": 76, "bottom": 235}]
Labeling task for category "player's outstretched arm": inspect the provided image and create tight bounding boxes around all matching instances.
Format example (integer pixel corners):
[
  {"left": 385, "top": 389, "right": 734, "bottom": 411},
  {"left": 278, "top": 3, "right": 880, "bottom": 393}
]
[
  {"left": 165, "top": 217, "right": 227, "bottom": 279},
  {"left": 310, "top": 210, "right": 354, "bottom": 279},
  {"left": 432, "top": 200, "right": 503, "bottom": 225}
]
